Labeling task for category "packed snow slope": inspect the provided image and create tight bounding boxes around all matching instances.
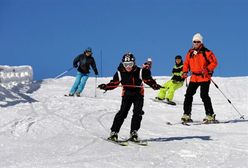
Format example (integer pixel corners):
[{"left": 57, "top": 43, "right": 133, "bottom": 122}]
[{"left": 0, "top": 76, "right": 248, "bottom": 168}]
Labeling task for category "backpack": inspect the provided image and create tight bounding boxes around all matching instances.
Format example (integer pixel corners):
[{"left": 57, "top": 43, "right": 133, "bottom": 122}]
[{"left": 202, "top": 49, "right": 214, "bottom": 76}]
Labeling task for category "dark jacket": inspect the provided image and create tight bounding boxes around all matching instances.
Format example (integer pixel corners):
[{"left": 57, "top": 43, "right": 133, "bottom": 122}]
[
  {"left": 171, "top": 61, "right": 184, "bottom": 82},
  {"left": 142, "top": 62, "right": 152, "bottom": 70},
  {"left": 105, "top": 64, "right": 157, "bottom": 96},
  {"left": 73, "top": 53, "right": 98, "bottom": 75}
]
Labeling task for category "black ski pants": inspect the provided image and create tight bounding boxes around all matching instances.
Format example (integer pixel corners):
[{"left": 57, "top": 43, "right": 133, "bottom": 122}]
[
  {"left": 111, "top": 94, "right": 144, "bottom": 133},
  {"left": 183, "top": 81, "right": 214, "bottom": 116}
]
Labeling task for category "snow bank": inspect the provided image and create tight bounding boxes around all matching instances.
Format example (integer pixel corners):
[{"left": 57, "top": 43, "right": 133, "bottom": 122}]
[{"left": 0, "top": 65, "right": 33, "bottom": 88}]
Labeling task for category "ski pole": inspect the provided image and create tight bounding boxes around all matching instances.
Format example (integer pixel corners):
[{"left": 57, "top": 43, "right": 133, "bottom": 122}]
[
  {"left": 211, "top": 79, "right": 245, "bottom": 119},
  {"left": 185, "top": 77, "right": 188, "bottom": 88},
  {"left": 100, "top": 85, "right": 141, "bottom": 94},
  {"left": 98, "top": 84, "right": 165, "bottom": 89},
  {"left": 55, "top": 67, "right": 74, "bottom": 79},
  {"left": 94, "top": 75, "right": 97, "bottom": 97},
  {"left": 99, "top": 84, "right": 165, "bottom": 94}
]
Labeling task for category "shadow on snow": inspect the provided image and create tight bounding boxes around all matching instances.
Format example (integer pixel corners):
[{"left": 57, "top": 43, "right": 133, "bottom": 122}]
[
  {"left": 146, "top": 135, "right": 212, "bottom": 142},
  {"left": 0, "top": 80, "right": 42, "bottom": 107}
]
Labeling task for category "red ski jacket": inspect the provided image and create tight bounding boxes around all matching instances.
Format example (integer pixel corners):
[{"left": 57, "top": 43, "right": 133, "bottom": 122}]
[{"left": 183, "top": 46, "right": 218, "bottom": 82}]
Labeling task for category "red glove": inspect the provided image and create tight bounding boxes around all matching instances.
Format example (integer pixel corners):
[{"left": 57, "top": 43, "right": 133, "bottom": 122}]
[{"left": 182, "top": 72, "right": 188, "bottom": 79}]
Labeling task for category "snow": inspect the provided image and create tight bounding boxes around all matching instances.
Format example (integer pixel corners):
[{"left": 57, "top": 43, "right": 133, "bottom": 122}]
[
  {"left": 0, "top": 65, "right": 33, "bottom": 88},
  {"left": 0, "top": 76, "right": 248, "bottom": 168}
]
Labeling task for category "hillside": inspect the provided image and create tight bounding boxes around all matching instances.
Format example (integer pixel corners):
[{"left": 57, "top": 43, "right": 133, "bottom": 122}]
[{"left": 0, "top": 76, "right": 248, "bottom": 168}]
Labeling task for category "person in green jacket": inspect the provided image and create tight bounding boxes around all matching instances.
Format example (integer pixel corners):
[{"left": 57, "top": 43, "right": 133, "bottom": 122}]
[{"left": 156, "top": 55, "right": 185, "bottom": 104}]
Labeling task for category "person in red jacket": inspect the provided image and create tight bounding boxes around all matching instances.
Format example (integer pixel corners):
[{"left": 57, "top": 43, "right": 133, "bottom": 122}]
[{"left": 181, "top": 33, "right": 218, "bottom": 123}]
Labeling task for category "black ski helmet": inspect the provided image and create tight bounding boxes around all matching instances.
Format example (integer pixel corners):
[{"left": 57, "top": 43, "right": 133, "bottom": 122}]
[
  {"left": 85, "top": 47, "right": 92, "bottom": 53},
  {"left": 122, "top": 52, "right": 135, "bottom": 63},
  {"left": 175, "top": 55, "right": 182, "bottom": 60}
]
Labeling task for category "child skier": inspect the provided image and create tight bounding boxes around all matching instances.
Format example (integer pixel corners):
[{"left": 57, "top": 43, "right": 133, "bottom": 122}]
[
  {"left": 98, "top": 52, "right": 161, "bottom": 142},
  {"left": 155, "top": 55, "right": 185, "bottom": 105}
]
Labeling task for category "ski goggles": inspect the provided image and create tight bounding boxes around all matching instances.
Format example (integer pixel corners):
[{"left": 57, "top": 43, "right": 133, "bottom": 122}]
[
  {"left": 123, "top": 61, "right": 134, "bottom": 68},
  {"left": 193, "top": 41, "right": 201, "bottom": 43}
]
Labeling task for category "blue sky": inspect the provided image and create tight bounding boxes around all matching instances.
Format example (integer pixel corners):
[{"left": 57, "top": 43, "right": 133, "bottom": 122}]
[{"left": 0, "top": 0, "right": 247, "bottom": 80}]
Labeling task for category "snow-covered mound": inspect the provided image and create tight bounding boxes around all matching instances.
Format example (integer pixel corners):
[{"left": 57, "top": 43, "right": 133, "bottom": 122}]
[
  {"left": 0, "top": 76, "right": 248, "bottom": 168},
  {"left": 0, "top": 65, "right": 33, "bottom": 88}
]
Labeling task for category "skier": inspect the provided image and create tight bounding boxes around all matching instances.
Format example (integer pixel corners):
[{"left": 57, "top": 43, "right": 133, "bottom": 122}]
[
  {"left": 142, "top": 57, "right": 152, "bottom": 70},
  {"left": 155, "top": 55, "right": 185, "bottom": 105},
  {"left": 181, "top": 33, "right": 218, "bottom": 123},
  {"left": 68, "top": 47, "right": 98, "bottom": 97},
  {"left": 98, "top": 52, "right": 161, "bottom": 141}
]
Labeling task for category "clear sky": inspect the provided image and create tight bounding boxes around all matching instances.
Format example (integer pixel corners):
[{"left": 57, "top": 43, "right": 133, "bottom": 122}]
[{"left": 1, "top": 0, "right": 247, "bottom": 80}]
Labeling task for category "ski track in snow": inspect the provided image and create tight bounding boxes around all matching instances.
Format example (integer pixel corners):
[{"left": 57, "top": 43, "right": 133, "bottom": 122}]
[{"left": 0, "top": 76, "right": 248, "bottom": 168}]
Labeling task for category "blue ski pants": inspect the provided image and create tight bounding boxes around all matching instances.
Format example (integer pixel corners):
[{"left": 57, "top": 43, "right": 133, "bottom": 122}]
[{"left": 70, "top": 72, "right": 89, "bottom": 94}]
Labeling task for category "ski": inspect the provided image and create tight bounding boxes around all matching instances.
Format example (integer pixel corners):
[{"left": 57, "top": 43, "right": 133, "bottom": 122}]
[
  {"left": 195, "top": 119, "right": 248, "bottom": 125},
  {"left": 105, "top": 139, "right": 129, "bottom": 146},
  {"left": 181, "top": 122, "right": 191, "bottom": 126},
  {"left": 150, "top": 98, "right": 176, "bottom": 106},
  {"left": 166, "top": 120, "right": 236, "bottom": 126},
  {"left": 64, "top": 94, "right": 80, "bottom": 97},
  {"left": 127, "top": 138, "right": 148, "bottom": 146},
  {"left": 166, "top": 121, "right": 193, "bottom": 126},
  {"left": 191, "top": 120, "right": 228, "bottom": 125}
]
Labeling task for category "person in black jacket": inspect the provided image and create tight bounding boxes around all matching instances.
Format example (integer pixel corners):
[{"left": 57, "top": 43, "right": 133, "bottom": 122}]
[
  {"left": 98, "top": 52, "right": 161, "bottom": 141},
  {"left": 68, "top": 47, "right": 98, "bottom": 97}
]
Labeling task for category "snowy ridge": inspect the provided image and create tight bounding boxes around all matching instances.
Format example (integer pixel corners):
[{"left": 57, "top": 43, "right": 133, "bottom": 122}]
[
  {"left": 0, "top": 65, "right": 33, "bottom": 88},
  {"left": 0, "top": 76, "right": 248, "bottom": 168}
]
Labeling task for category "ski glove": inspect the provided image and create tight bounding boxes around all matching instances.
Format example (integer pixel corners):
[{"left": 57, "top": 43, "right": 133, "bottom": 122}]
[
  {"left": 98, "top": 84, "right": 107, "bottom": 90},
  {"left": 152, "top": 84, "right": 162, "bottom": 90},
  {"left": 202, "top": 69, "right": 210, "bottom": 78}
]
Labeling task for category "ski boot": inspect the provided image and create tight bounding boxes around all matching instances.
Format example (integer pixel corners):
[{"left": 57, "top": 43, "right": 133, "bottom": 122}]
[
  {"left": 76, "top": 92, "right": 81, "bottom": 97},
  {"left": 107, "top": 131, "right": 118, "bottom": 141},
  {"left": 203, "top": 114, "right": 218, "bottom": 124},
  {"left": 181, "top": 114, "right": 193, "bottom": 123},
  {"left": 129, "top": 130, "right": 138, "bottom": 142},
  {"left": 129, "top": 130, "right": 148, "bottom": 146},
  {"left": 68, "top": 93, "right": 74, "bottom": 96}
]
